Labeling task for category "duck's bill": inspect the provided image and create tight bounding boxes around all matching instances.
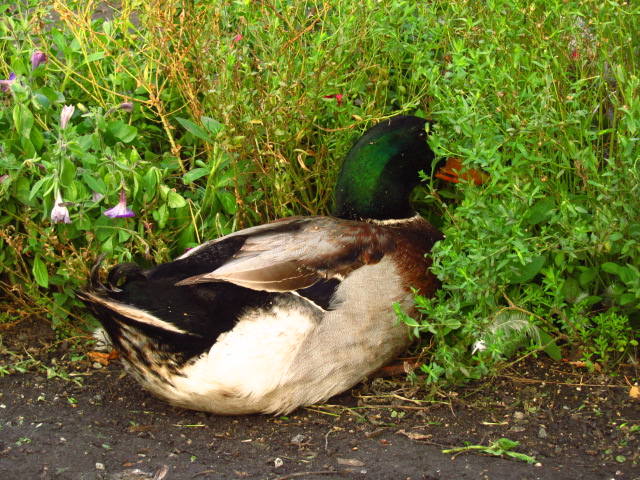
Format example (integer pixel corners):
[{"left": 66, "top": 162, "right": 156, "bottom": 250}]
[{"left": 435, "top": 157, "right": 488, "bottom": 186}]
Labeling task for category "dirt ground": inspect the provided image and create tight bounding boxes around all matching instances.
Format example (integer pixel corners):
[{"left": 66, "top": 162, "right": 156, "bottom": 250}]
[{"left": 1, "top": 319, "right": 639, "bottom": 480}]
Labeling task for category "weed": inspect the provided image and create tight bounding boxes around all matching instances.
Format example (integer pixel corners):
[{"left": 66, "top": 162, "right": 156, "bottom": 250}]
[
  {"left": 443, "top": 437, "right": 537, "bottom": 464},
  {"left": 0, "top": 0, "right": 638, "bottom": 386}
]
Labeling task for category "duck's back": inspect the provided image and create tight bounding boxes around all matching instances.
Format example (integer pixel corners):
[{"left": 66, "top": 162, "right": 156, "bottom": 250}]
[{"left": 79, "top": 215, "right": 442, "bottom": 414}]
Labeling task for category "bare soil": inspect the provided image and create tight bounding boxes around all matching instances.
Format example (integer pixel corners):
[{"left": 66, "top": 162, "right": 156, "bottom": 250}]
[{"left": 1, "top": 318, "right": 639, "bottom": 480}]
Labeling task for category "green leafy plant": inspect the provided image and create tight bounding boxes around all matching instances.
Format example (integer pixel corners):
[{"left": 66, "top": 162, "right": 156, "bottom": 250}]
[
  {"left": 396, "top": 0, "right": 639, "bottom": 381},
  {"left": 443, "top": 437, "right": 537, "bottom": 464},
  {"left": 1, "top": 0, "right": 638, "bottom": 385}
]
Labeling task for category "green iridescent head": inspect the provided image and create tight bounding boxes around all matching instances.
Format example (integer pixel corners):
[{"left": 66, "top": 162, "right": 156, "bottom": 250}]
[{"left": 333, "top": 116, "right": 434, "bottom": 220}]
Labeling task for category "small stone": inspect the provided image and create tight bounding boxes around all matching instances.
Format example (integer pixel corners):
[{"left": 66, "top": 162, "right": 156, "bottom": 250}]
[
  {"left": 95, "top": 462, "right": 105, "bottom": 470},
  {"left": 290, "top": 434, "right": 306, "bottom": 445},
  {"left": 538, "top": 426, "right": 548, "bottom": 439},
  {"left": 337, "top": 458, "right": 365, "bottom": 467}
]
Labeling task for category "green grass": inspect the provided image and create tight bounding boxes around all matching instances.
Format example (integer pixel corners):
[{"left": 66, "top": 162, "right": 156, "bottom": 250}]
[{"left": 0, "top": 0, "right": 638, "bottom": 382}]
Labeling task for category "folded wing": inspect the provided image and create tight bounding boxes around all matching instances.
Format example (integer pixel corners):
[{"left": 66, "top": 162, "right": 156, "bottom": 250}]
[{"left": 175, "top": 217, "right": 396, "bottom": 292}]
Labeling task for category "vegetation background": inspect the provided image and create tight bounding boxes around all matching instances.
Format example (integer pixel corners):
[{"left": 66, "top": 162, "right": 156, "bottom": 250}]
[{"left": 1, "top": 0, "right": 638, "bottom": 384}]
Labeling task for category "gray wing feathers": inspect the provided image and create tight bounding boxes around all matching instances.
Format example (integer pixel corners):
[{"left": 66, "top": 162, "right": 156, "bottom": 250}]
[{"left": 176, "top": 217, "right": 375, "bottom": 292}]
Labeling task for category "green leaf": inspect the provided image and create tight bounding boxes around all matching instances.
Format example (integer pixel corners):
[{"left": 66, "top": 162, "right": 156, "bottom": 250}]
[
  {"left": 561, "top": 277, "right": 580, "bottom": 302},
  {"left": 495, "top": 438, "right": 519, "bottom": 450},
  {"left": 609, "top": 232, "right": 623, "bottom": 242},
  {"left": 29, "top": 177, "right": 50, "bottom": 201},
  {"left": 201, "top": 116, "right": 224, "bottom": 136},
  {"left": 14, "top": 176, "right": 32, "bottom": 205},
  {"left": 12, "top": 104, "right": 34, "bottom": 137},
  {"left": 167, "top": 191, "right": 187, "bottom": 209},
  {"left": 525, "top": 198, "right": 555, "bottom": 225},
  {"left": 619, "top": 293, "right": 637, "bottom": 306},
  {"left": 617, "top": 265, "right": 638, "bottom": 284},
  {"left": 60, "top": 158, "right": 76, "bottom": 187},
  {"left": 83, "top": 52, "right": 106, "bottom": 64},
  {"left": 578, "top": 267, "right": 597, "bottom": 287},
  {"left": 580, "top": 295, "right": 602, "bottom": 307},
  {"left": 175, "top": 117, "right": 213, "bottom": 142},
  {"left": 214, "top": 169, "right": 235, "bottom": 188},
  {"left": 505, "top": 451, "right": 537, "bottom": 464},
  {"left": 101, "top": 237, "right": 113, "bottom": 254},
  {"left": 20, "top": 135, "right": 36, "bottom": 158},
  {"left": 217, "top": 191, "right": 237, "bottom": 214},
  {"left": 33, "top": 93, "right": 51, "bottom": 109},
  {"left": 118, "top": 230, "right": 131, "bottom": 242},
  {"left": 601, "top": 262, "right": 622, "bottom": 275},
  {"left": 538, "top": 329, "right": 562, "bottom": 361},
  {"left": 50, "top": 29, "right": 67, "bottom": 52},
  {"left": 177, "top": 223, "right": 196, "bottom": 250},
  {"left": 183, "top": 167, "right": 209, "bottom": 184},
  {"left": 76, "top": 216, "right": 91, "bottom": 230},
  {"left": 93, "top": 216, "right": 114, "bottom": 241},
  {"left": 36, "top": 86, "right": 63, "bottom": 103},
  {"left": 30, "top": 127, "right": 44, "bottom": 151},
  {"left": 82, "top": 173, "right": 106, "bottom": 194},
  {"left": 510, "top": 255, "right": 546, "bottom": 284},
  {"left": 153, "top": 204, "right": 169, "bottom": 228},
  {"left": 143, "top": 168, "right": 158, "bottom": 192},
  {"left": 107, "top": 120, "right": 138, "bottom": 143},
  {"left": 32, "top": 256, "right": 49, "bottom": 288}
]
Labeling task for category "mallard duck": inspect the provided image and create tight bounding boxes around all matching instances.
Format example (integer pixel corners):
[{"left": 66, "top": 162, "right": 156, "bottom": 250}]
[{"left": 79, "top": 116, "right": 473, "bottom": 415}]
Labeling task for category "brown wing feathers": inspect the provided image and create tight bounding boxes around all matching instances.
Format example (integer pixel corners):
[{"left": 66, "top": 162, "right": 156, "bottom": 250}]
[{"left": 175, "top": 217, "right": 399, "bottom": 293}]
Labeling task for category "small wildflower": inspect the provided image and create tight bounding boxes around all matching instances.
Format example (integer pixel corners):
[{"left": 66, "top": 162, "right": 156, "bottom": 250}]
[
  {"left": 0, "top": 73, "right": 16, "bottom": 93},
  {"left": 31, "top": 50, "right": 47, "bottom": 70},
  {"left": 323, "top": 93, "right": 344, "bottom": 105},
  {"left": 570, "top": 49, "right": 580, "bottom": 60},
  {"left": 51, "top": 191, "right": 71, "bottom": 224},
  {"left": 232, "top": 33, "right": 243, "bottom": 44},
  {"left": 0, "top": 174, "right": 8, "bottom": 184},
  {"left": 92, "top": 192, "right": 104, "bottom": 202},
  {"left": 60, "top": 105, "right": 75, "bottom": 130},
  {"left": 104, "top": 189, "right": 135, "bottom": 218},
  {"left": 119, "top": 101, "right": 134, "bottom": 112}
]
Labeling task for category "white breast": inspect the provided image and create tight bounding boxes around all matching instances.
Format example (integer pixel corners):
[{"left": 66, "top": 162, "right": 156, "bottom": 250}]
[{"left": 134, "top": 257, "right": 412, "bottom": 415}]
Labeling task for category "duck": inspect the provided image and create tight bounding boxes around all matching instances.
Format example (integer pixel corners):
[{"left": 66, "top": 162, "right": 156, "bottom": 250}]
[{"left": 78, "top": 115, "right": 477, "bottom": 415}]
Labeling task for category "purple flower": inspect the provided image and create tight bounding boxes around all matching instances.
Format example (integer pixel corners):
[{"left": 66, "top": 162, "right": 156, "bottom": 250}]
[
  {"left": 104, "top": 189, "right": 135, "bottom": 218},
  {"left": 0, "top": 73, "right": 16, "bottom": 93},
  {"left": 92, "top": 191, "right": 104, "bottom": 202},
  {"left": 51, "top": 191, "right": 71, "bottom": 224},
  {"left": 119, "top": 102, "right": 134, "bottom": 112},
  {"left": 60, "top": 105, "right": 75, "bottom": 130},
  {"left": 31, "top": 50, "right": 47, "bottom": 70}
]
